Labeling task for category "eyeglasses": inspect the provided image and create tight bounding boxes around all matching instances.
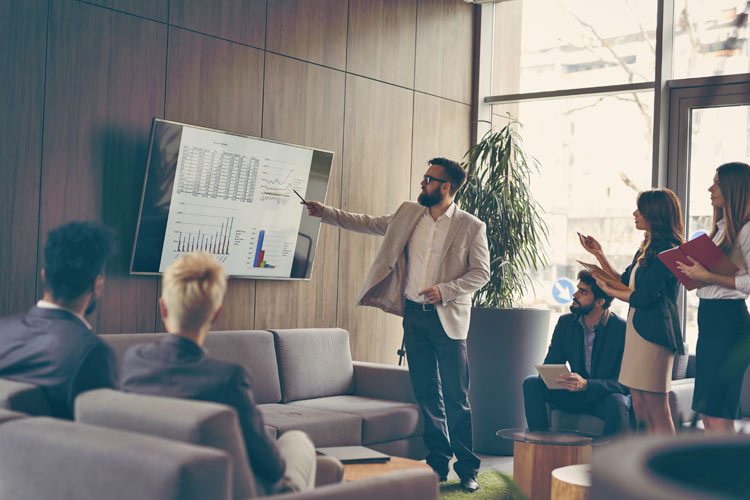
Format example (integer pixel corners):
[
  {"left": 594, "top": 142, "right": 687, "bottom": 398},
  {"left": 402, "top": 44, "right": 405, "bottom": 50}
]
[{"left": 423, "top": 175, "right": 450, "bottom": 185}]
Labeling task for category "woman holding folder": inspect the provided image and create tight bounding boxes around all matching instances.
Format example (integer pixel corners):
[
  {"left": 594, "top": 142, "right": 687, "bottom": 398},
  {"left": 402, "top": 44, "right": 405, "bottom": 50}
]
[
  {"left": 677, "top": 162, "right": 750, "bottom": 432},
  {"left": 580, "top": 188, "right": 684, "bottom": 433}
]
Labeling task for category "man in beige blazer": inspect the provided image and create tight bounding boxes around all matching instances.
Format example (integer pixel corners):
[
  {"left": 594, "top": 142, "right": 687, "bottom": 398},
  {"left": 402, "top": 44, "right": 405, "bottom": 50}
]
[{"left": 305, "top": 158, "right": 490, "bottom": 493}]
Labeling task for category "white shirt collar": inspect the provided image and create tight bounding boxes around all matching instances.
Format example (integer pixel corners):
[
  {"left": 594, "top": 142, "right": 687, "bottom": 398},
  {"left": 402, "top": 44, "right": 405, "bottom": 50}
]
[
  {"left": 37, "top": 300, "right": 93, "bottom": 330},
  {"left": 424, "top": 202, "right": 456, "bottom": 221}
]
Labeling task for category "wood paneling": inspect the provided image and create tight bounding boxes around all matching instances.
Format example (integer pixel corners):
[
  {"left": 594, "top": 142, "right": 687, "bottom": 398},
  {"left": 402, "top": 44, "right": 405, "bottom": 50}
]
[
  {"left": 0, "top": 0, "right": 46, "bottom": 317},
  {"left": 84, "top": 0, "right": 168, "bottom": 22},
  {"left": 266, "top": 0, "right": 347, "bottom": 70},
  {"left": 414, "top": 0, "right": 474, "bottom": 104},
  {"left": 169, "top": 0, "right": 265, "bottom": 48},
  {"left": 41, "top": 0, "right": 166, "bottom": 332},
  {"left": 347, "top": 0, "right": 417, "bottom": 88},
  {"left": 165, "top": 27, "right": 264, "bottom": 330},
  {"left": 339, "top": 75, "right": 413, "bottom": 363},
  {"left": 255, "top": 54, "right": 345, "bottom": 330},
  {"left": 165, "top": 27, "right": 264, "bottom": 135},
  {"left": 411, "top": 93, "right": 471, "bottom": 200}
]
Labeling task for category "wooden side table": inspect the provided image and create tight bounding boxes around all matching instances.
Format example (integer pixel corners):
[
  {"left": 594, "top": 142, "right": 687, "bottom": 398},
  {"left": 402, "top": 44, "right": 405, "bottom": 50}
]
[
  {"left": 498, "top": 429, "right": 601, "bottom": 500},
  {"left": 551, "top": 464, "right": 590, "bottom": 500},
  {"left": 343, "top": 456, "right": 434, "bottom": 481}
]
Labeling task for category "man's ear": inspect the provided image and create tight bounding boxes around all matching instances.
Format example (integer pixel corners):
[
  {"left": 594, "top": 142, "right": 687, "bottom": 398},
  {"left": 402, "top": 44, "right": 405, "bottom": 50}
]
[
  {"left": 93, "top": 275, "right": 105, "bottom": 296},
  {"left": 158, "top": 297, "right": 168, "bottom": 321},
  {"left": 595, "top": 297, "right": 606, "bottom": 309},
  {"left": 211, "top": 304, "right": 224, "bottom": 325}
]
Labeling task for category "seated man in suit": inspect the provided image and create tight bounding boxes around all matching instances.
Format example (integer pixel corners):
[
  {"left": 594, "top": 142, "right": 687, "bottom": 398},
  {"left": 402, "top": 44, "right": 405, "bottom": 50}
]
[
  {"left": 121, "top": 251, "right": 337, "bottom": 495},
  {"left": 0, "top": 221, "right": 118, "bottom": 419},
  {"left": 523, "top": 270, "right": 631, "bottom": 435}
]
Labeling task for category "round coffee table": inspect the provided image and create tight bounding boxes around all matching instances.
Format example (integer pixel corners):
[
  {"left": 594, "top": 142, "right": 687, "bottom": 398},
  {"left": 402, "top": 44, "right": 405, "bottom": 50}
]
[
  {"left": 551, "top": 464, "right": 590, "bottom": 500},
  {"left": 497, "top": 428, "right": 607, "bottom": 500}
]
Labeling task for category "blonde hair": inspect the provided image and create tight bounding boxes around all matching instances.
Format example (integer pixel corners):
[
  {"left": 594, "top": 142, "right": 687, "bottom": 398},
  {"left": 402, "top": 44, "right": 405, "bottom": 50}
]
[{"left": 162, "top": 252, "right": 227, "bottom": 332}]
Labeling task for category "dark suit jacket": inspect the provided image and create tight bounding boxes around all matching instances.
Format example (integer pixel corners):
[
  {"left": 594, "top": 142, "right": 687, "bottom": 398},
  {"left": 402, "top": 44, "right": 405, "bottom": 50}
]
[
  {"left": 621, "top": 240, "right": 684, "bottom": 354},
  {"left": 543, "top": 311, "right": 629, "bottom": 404},
  {"left": 120, "top": 335, "right": 285, "bottom": 487},
  {"left": 0, "top": 306, "right": 117, "bottom": 419}
]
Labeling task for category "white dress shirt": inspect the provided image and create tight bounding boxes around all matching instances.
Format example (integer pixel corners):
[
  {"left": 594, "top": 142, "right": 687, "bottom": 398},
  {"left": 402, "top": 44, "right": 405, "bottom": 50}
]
[
  {"left": 404, "top": 203, "right": 456, "bottom": 303},
  {"left": 696, "top": 220, "right": 750, "bottom": 299},
  {"left": 37, "top": 300, "right": 93, "bottom": 330}
]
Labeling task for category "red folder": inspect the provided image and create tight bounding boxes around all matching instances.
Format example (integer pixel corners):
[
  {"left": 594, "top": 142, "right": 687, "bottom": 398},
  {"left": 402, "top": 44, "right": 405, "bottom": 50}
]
[{"left": 657, "top": 234, "right": 739, "bottom": 291}]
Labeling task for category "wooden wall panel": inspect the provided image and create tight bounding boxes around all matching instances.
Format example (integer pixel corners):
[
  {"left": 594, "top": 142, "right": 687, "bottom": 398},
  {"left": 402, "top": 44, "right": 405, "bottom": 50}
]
[
  {"left": 169, "top": 0, "right": 266, "bottom": 48},
  {"left": 41, "top": 1, "right": 166, "bottom": 333},
  {"left": 266, "top": 0, "right": 347, "bottom": 70},
  {"left": 339, "top": 75, "right": 413, "bottom": 363},
  {"left": 255, "top": 54, "right": 345, "bottom": 329},
  {"left": 411, "top": 93, "right": 472, "bottom": 200},
  {"left": 0, "top": 0, "right": 46, "bottom": 317},
  {"left": 347, "top": 0, "right": 417, "bottom": 88},
  {"left": 165, "top": 27, "right": 264, "bottom": 331},
  {"left": 84, "top": 0, "right": 168, "bottom": 22},
  {"left": 414, "top": 0, "right": 474, "bottom": 104}
]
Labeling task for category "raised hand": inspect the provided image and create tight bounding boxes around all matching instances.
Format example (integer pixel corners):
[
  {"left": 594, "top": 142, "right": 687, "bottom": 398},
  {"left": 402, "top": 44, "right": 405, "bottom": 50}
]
[
  {"left": 304, "top": 200, "right": 325, "bottom": 217},
  {"left": 578, "top": 232, "right": 603, "bottom": 256}
]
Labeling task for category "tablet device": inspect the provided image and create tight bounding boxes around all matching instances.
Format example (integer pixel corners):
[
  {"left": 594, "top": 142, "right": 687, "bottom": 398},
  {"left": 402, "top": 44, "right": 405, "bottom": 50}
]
[
  {"left": 315, "top": 446, "right": 391, "bottom": 464},
  {"left": 535, "top": 364, "right": 571, "bottom": 390}
]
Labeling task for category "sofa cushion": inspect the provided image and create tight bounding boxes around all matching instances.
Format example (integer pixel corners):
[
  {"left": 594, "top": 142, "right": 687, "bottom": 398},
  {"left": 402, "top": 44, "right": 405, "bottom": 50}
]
[
  {"left": 101, "top": 331, "right": 282, "bottom": 404},
  {"left": 0, "top": 417, "right": 230, "bottom": 500},
  {"left": 289, "top": 396, "right": 422, "bottom": 445},
  {"left": 0, "top": 378, "right": 51, "bottom": 415},
  {"left": 76, "top": 389, "right": 257, "bottom": 499},
  {"left": 270, "top": 328, "right": 354, "bottom": 402},
  {"left": 0, "top": 408, "right": 27, "bottom": 425},
  {"left": 259, "top": 403, "right": 362, "bottom": 446},
  {"left": 672, "top": 342, "right": 689, "bottom": 380}
]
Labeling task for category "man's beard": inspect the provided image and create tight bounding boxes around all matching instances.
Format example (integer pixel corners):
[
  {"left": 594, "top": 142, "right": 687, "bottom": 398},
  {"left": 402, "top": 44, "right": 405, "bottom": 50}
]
[
  {"left": 569, "top": 300, "right": 594, "bottom": 315},
  {"left": 418, "top": 189, "right": 442, "bottom": 207},
  {"left": 84, "top": 296, "right": 98, "bottom": 316}
]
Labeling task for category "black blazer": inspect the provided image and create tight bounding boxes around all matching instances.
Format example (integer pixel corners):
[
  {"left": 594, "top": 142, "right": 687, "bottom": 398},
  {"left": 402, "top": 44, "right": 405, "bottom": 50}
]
[
  {"left": 0, "top": 306, "right": 117, "bottom": 419},
  {"left": 544, "top": 312, "right": 629, "bottom": 404},
  {"left": 621, "top": 240, "right": 684, "bottom": 354},
  {"left": 120, "top": 335, "right": 285, "bottom": 488}
]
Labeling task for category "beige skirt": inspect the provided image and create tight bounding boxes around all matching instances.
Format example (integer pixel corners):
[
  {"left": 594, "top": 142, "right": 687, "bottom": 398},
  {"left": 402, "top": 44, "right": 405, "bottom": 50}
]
[
  {"left": 618, "top": 263, "right": 674, "bottom": 393},
  {"left": 618, "top": 307, "right": 674, "bottom": 393}
]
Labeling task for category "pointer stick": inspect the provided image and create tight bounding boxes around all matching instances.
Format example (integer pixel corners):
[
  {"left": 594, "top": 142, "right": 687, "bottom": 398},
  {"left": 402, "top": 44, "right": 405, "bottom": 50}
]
[{"left": 292, "top": 187, "right": 309, "bottom": 206}]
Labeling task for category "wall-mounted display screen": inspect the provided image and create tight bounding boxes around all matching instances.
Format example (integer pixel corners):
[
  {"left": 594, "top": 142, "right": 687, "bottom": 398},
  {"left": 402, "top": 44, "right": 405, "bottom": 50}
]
[{"left": 130, "top": 119, "right": 333, "bottom": 280}]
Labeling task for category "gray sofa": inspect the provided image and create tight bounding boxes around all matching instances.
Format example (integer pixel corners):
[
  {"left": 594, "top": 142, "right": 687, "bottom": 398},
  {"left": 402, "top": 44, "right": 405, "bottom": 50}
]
[
  {"left": 0, "top": 407, "right": 437, "bottom": 500},
  {"left": 100, "top": 328, "right": 427, "bottom": 458}
]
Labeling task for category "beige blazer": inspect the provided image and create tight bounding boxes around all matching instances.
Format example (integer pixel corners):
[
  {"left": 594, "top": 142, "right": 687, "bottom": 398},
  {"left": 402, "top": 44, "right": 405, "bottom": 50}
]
[{"left": 322, "top": 201, "right": 490, "bottom": 340}]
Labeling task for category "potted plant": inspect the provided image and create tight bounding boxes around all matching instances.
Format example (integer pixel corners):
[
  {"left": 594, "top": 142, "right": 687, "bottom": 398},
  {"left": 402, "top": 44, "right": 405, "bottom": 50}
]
[{"left": 456, "top": 116, "right": 552, "bottom": 454}]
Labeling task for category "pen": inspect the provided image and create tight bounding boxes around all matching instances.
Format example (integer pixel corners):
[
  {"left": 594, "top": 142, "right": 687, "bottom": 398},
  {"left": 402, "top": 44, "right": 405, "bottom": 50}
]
[{"left": 291, "top": 187, "right": 309, "bottom": 206}]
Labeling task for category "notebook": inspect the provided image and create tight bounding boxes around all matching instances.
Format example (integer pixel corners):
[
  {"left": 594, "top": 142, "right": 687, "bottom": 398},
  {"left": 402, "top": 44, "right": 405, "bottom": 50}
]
[{"left": 315, "top": 446, "right": 391, "bottom": 464}]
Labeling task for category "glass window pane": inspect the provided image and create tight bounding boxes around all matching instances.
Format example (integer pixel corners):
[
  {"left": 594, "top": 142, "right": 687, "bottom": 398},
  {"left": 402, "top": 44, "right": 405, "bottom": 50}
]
[
  {"left": 492, "top": 0, "right": 657, "bottom": 96},
  {"left": 673, "top": 0, "right": 750, "bottom": 79},
  {"left": 492, "top": 91, "right": 654, "bottom": 340},
  {"left": 684, "top": 105, "right": 750, "bottom": 353}
]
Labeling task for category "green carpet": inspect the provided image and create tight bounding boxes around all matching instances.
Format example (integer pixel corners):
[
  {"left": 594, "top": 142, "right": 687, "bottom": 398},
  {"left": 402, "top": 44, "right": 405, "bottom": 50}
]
[{"left": 438, "top": 471, "right": 527, "bottom": 500}]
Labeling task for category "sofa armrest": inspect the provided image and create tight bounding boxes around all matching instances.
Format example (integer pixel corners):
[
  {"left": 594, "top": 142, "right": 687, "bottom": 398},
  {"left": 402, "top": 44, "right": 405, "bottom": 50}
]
[
  {"left": 272, "top": 469, "right": 438, "bottom": 500},
  {"left": 0, "top": 379, "right": 51, "bottom": 416},
  {"left": 352, "top": 362, "right": 416, "bottom": 403},
  {"left": 668, "top": 378, "right": 696, "bottom": 429}
]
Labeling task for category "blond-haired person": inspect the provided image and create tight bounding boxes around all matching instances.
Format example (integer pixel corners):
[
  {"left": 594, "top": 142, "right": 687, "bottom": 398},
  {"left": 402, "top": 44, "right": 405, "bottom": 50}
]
[{"left": 121, "top": 252, "right": 337, "bottom": 494}]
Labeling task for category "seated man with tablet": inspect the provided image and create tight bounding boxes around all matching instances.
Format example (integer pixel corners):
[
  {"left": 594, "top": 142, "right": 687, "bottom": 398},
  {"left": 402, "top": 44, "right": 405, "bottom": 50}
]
[{"left": 523, "top": 270, "right": 631, "bottom": 435}]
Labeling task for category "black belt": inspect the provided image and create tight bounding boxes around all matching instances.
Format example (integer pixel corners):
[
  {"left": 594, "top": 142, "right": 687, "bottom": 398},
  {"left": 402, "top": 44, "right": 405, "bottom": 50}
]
[{"left": 405, "top": 299, "right": 436, "bottom": 312}]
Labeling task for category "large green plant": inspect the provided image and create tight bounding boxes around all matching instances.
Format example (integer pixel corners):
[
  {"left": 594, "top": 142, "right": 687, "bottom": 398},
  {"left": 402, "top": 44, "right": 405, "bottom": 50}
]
[{"left": 456, "top": 118, "right": 549, "bottom": 308}]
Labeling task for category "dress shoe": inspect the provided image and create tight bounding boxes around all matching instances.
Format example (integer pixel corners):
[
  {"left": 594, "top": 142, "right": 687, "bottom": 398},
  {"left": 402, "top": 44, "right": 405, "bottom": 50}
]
[{"left": 460, "top": 475, "right": 479, "bottom": 493}]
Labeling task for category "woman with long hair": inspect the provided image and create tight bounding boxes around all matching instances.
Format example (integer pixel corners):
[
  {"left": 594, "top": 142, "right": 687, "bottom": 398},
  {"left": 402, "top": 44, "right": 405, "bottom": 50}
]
[
  {"left": 579, "top": 188, "right": 685, "bottom": 433},
  {"left": 677, "top": 162, "right": 750, "bottom": 433}
]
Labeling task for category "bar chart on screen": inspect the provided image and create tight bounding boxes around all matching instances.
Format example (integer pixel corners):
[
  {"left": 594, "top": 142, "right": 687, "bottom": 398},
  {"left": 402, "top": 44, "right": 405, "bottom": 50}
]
[{"left": 157, "top": 125, "right": 313, "bottom": 278}]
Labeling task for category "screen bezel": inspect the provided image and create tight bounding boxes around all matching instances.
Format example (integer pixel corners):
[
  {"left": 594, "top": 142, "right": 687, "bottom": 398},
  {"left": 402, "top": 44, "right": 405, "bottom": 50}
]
[{"left": 129, "top": 118, "right": 333, "bottom": 281}]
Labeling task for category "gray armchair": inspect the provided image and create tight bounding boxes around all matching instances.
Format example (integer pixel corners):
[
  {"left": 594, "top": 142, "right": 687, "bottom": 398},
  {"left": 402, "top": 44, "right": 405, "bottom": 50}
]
[{"left": 76, "top": 389, "right": 438, "bottom": 500}]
